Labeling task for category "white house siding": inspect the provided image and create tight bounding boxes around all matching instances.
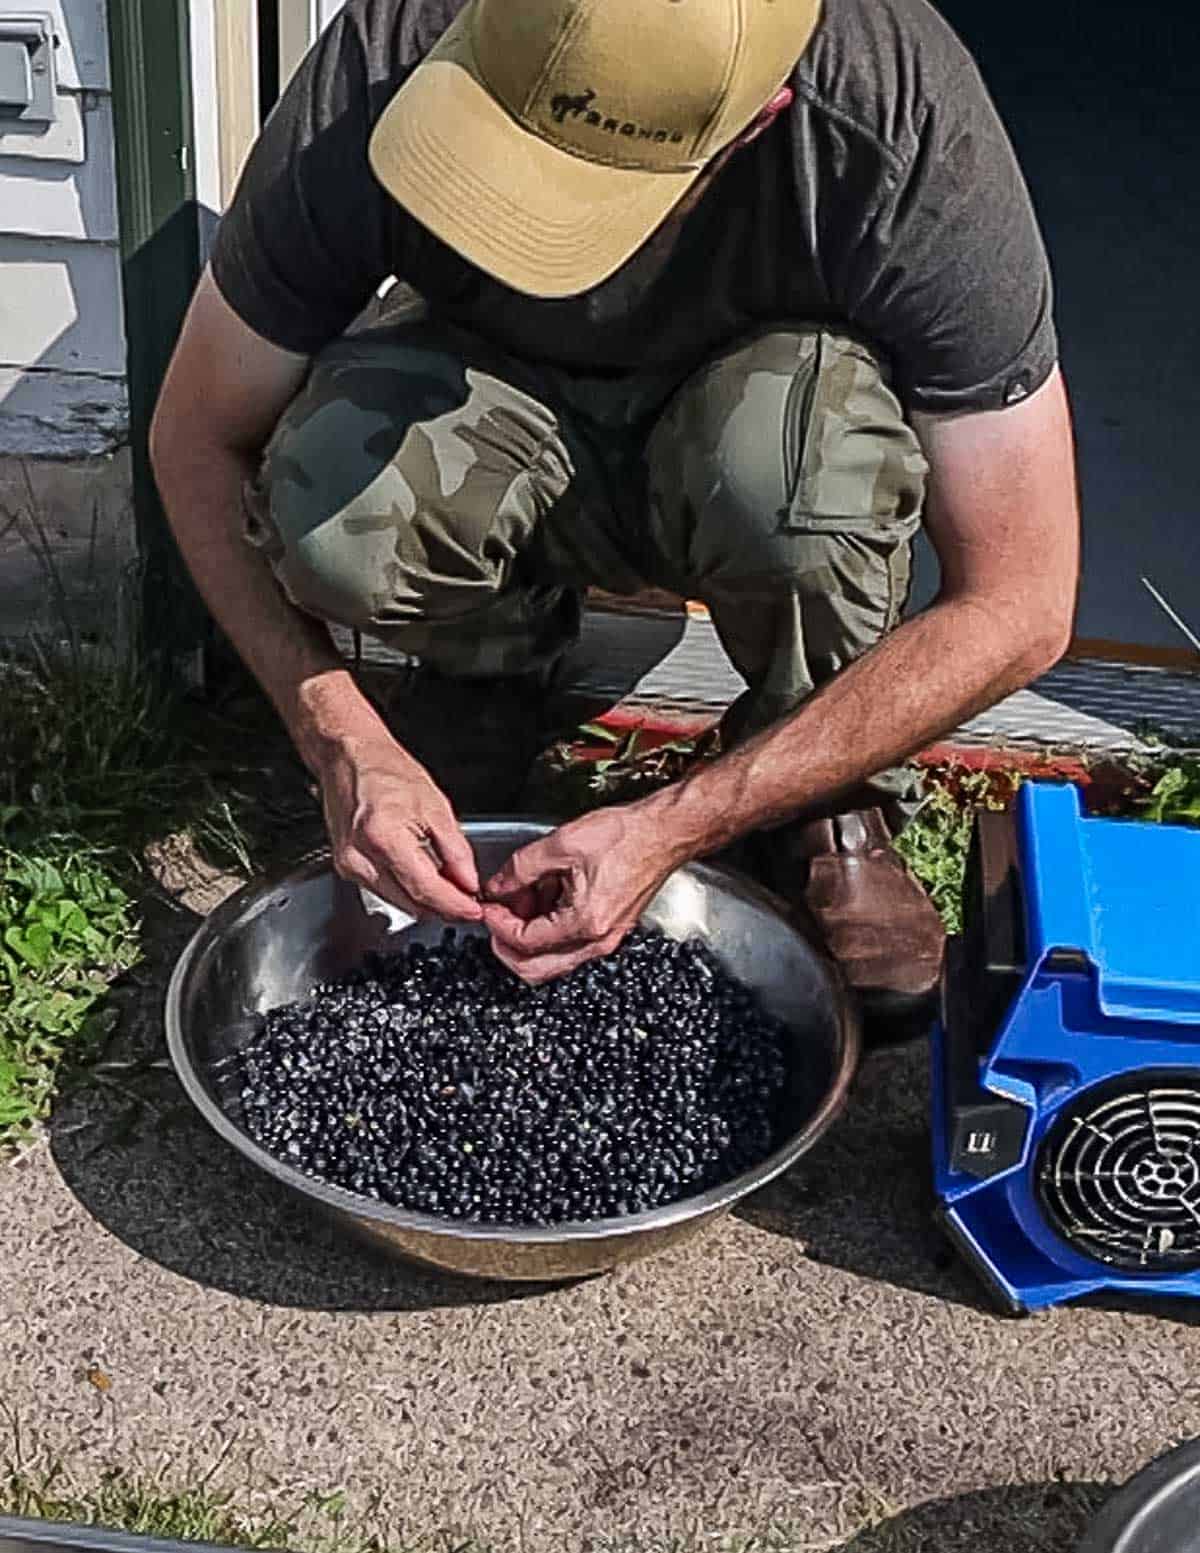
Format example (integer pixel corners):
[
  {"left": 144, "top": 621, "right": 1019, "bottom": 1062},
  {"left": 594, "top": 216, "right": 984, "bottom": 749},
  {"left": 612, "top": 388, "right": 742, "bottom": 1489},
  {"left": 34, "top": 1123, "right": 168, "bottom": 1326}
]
[{"left": 0, "top": 0, "right": 127, "bottom": 459}]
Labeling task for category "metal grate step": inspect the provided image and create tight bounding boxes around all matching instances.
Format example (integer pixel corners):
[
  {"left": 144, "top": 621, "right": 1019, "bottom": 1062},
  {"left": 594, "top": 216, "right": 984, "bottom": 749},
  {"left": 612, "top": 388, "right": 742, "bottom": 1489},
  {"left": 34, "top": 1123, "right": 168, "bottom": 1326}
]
[{"left": 334, "top": 612, "right": 1200, "bottom": 755}]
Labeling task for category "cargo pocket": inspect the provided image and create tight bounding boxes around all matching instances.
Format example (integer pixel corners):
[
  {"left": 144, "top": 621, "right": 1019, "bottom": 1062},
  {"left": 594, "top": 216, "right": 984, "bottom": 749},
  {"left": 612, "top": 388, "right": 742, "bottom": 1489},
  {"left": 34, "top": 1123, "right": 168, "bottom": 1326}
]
[{"left": 781, "top": 331, "right": 928, "bottom": 542}]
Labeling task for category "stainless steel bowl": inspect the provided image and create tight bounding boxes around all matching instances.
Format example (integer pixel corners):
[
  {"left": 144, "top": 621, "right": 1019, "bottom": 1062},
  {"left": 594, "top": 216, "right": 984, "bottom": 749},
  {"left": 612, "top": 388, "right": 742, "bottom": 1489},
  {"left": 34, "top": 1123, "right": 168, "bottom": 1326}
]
[{"left": 166, "top": 821, "right": 859, "bottom": 1282}]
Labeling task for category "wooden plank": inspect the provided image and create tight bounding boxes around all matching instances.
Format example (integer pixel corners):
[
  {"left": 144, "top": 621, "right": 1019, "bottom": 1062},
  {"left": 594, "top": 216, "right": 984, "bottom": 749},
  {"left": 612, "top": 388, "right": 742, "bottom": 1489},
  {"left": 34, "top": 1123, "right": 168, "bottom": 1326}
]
[
  {"left": 0, "top": 236, "right": 125, "bottom": 373},
  {"left": 1067, "top": 637, "right": 1200, "bottom": 673},
  {"left": 0, "top": 100, "right": 118, "bottom": 240},
  {"left": 213, "top": 0, "right": 259, "bottom": 206},
  {"left": 0, "top": 365, "right": 127, "bottom": 457},
  {"left": 587, "top": 586, "right": 688, "bottom": 618},
  {"left": 277, "top": 0, "right": 315, "bottom": 90}
]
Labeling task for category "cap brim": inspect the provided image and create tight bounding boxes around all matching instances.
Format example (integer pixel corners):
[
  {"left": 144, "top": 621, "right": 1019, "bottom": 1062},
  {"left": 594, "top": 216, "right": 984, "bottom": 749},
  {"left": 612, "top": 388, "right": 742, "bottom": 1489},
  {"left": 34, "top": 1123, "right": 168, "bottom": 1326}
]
[{"left": 368, "top": 21, "right": 699, "bottom": 299}]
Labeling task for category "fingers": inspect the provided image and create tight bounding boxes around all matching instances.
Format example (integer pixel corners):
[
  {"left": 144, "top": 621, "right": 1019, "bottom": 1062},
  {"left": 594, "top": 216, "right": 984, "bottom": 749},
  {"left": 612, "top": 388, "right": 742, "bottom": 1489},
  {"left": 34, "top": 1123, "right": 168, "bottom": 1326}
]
[
  {"left": 332, "top": 843, "right": 382, "bottom": 895},
  {"left": 483, "top": 899, "right": 586, "bottom": 956},
  {"left": 501, "top": 876, "right": 563, "bottom": 921},
  {"left": 491, "top": 929, "right": 625, "bottom": 986},
  {"left": 334, "top": 828, "right": 482, "bottom": 923},
  {"left": 483, "top": 838, "right": 571, "bottom": 947},
  {"left": 400, "top": 847, "right": 484, "bottom": 922},
  {"left": 427, "top": 817, "right": 481, "bottom": 899},
  {"left": 485, "top": 836, "right": 566, "bottom": 901}
]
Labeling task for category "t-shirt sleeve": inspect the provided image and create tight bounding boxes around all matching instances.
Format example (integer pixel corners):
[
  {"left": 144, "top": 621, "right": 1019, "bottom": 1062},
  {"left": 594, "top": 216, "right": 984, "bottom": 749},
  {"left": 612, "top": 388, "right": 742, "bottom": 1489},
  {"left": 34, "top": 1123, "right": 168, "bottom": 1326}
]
[
  {"left": 209, "top": 11, "right": 397, "bottom": 356},
  {"left": 842, "top": 64, "right": 1059, "bottom": 415}
]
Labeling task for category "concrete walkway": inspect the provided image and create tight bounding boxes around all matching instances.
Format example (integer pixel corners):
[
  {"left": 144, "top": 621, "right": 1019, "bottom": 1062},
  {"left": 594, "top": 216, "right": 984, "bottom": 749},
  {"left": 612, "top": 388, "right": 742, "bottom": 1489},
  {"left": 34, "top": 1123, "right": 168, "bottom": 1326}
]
[{"left": 2, "top": 870, "right": 1198, "bottom": 1553}]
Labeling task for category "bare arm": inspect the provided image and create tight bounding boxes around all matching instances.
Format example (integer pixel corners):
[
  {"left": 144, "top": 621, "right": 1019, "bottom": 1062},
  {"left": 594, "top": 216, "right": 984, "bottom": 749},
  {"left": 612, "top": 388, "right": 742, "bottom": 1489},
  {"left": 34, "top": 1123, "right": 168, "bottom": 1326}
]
[
  {"left": 151, "top": 269, "right": 482, "bottom": 920},
  {"left": 151, "top": 269, "right": 345, "bottom": 749},
  {"left": 486, "top": 367, "right": 1081, "bottom": 980},
  {"left": 654, "top": 364, "right": 1081, "bottom": 848}
]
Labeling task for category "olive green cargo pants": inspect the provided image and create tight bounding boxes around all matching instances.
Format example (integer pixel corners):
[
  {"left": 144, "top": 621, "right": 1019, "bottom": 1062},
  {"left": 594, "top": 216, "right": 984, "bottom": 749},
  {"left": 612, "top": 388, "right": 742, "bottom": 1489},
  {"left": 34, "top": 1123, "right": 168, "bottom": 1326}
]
[{"left": 246, "top": 305, "right": 928, "bottom": 743}]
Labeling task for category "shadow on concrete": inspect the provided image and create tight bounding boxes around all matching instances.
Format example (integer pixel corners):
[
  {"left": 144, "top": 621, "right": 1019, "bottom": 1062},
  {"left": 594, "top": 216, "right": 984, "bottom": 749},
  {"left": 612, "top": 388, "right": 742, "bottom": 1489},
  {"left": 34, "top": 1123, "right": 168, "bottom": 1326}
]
[
  {"left": 47, "top": 883, "right": 562, "bottom": 1314},
  {"left": 739, "top": 1042, "right": 1200, "bottom": 1326},
  {"left": 735, "top": 1041, "right": 993, "bottom": 1311},
  {"left": 831, "top": 1481, "right": 1112, "bottom": 1552},
  {"left": 1076, "top": 1290, "right": 1200, "bottom": 1329}
]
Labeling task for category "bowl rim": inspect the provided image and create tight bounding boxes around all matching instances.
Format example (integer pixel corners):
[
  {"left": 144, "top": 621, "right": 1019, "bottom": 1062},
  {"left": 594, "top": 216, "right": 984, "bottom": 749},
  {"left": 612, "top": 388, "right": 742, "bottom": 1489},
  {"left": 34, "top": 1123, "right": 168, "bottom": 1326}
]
[{"left": 165, "top": 818, "right": 862, "bottom": 1246}]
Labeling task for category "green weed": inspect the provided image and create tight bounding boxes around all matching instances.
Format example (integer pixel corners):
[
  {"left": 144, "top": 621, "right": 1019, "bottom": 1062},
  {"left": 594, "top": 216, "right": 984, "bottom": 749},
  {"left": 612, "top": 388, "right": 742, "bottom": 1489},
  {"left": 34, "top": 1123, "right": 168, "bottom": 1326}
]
[
  {"left": 3, "top": 1468, "right": 293, "bottom": 1547},
  {"left": 0, "top": 847, "right": 140, "bottom": 1150},
  {"left": 531, "top": 724, "right": 723, "bottom": 816},
  {"left": 1, "top": 1466, "right": 493, "bottom": 1553},
  {"left": 1138, "top": 757, "right": 1200, "bottom": 827},
  {"left": 892, "top": 767, "right": 1022, "bottom": 935},
  {"left": 0, "top": 635, "right": 252, "bottom": 869}
]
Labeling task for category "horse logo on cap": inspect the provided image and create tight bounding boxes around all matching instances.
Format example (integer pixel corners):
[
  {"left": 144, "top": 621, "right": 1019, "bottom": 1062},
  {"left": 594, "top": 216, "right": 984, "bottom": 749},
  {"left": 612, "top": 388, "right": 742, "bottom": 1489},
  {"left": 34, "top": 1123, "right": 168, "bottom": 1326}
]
[{"left": 550, "top": 87, "right": 596, "bottom": 124}]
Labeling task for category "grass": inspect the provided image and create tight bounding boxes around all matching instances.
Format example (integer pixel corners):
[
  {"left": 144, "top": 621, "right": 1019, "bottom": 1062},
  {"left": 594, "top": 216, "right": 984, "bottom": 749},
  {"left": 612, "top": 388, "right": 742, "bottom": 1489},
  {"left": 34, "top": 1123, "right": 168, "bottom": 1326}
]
[
  {"left": 0, "top": 630, "right": 253, "bottom": 868},
  {"left": 3, "top": 1468, "right": 297, "bottom": 1548},
  {"left": 4, "top": 1464, "right": 887, "bottom": 1553},
  {"left": 1, "top": 1465, "right": 493, "bottom": 1553}
]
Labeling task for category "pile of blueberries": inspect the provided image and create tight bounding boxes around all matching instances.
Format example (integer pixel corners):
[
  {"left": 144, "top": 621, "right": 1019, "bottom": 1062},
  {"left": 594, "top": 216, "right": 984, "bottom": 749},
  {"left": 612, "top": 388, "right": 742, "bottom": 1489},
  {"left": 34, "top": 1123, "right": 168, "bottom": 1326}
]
[{"left": 236, "top": 926, "right": 790, "bottom": 1226}]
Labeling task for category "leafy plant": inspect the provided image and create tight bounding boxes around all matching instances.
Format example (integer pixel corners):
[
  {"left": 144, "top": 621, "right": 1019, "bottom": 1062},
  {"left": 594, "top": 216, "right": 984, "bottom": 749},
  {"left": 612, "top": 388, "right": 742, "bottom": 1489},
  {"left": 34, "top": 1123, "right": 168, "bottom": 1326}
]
[
  {"left": 534, "top": 723, "right": 723, "bottom": 814},
  {"left": 892, "top": 766, "right": 1022, "bottom": 934},
  {"left": 1138, "top": 759, "right": 1200, "bottom": 827},
  {"left": 0, "top": 847, "right": 141, "bottom": 1148}
]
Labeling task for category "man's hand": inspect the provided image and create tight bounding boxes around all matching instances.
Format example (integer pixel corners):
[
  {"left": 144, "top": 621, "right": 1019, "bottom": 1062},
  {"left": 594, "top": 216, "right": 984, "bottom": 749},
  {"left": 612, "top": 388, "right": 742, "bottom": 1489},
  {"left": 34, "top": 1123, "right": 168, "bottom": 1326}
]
[
  {"left": 319, "top": 733, "right": 483, "bottom": 922},
  {"left": 483, "top": 807, "right": 679, "bottom": 984}
]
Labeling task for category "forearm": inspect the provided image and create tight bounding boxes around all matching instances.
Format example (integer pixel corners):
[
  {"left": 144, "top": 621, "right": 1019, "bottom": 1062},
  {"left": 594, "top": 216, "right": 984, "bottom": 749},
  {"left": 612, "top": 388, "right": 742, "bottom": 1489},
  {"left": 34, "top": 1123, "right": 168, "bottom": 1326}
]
[
  {"left": 645, "top": 593, "right": 1060, "bottom": 860},
  {"left": 152, "top": 437, "right": 389, "bottom": 773}
]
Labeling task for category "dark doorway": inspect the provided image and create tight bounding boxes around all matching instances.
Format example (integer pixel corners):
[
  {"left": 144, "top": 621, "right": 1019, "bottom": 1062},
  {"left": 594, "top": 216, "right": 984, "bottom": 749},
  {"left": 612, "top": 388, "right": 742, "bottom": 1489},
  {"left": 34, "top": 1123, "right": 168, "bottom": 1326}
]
[{"left": 913, "top": 0, "right": 1200, "bottom": 661}]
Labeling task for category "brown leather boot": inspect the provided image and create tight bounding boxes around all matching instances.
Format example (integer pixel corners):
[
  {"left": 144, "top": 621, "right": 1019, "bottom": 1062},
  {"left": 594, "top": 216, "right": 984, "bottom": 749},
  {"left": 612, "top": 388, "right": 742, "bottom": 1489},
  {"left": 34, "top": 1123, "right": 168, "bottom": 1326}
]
[{"left": 753, "top": 807, "right": 946, "bottom": 1047}]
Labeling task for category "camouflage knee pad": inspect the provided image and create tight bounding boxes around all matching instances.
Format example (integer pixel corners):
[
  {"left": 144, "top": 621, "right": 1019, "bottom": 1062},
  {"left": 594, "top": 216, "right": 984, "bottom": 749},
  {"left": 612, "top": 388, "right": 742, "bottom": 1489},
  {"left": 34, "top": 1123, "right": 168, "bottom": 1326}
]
[{"left": 245, "top": 331, "right": 581, "bottom": 676}]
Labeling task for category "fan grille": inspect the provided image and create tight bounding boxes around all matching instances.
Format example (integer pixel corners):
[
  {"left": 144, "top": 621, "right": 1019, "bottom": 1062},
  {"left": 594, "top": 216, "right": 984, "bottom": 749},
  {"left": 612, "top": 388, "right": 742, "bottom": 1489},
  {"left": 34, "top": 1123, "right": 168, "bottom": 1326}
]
[{"left": 1037, "top": 1074, "right": 1200, "bottom": 1273}]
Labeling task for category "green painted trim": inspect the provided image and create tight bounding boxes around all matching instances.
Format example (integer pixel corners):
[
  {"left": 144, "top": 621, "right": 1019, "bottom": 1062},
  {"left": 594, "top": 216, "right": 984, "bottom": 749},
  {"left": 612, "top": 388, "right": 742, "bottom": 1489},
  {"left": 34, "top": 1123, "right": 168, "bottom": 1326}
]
[{"left": 108, "top": 0, "right": 207, "bottom": 665}]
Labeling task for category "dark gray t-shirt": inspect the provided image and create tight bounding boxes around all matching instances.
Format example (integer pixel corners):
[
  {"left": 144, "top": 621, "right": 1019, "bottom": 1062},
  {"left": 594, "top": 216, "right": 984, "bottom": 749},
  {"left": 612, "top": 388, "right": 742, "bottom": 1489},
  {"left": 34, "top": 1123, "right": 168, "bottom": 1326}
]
[{"left": 211, "top": 0, "right": 1058, "bottom": 414}]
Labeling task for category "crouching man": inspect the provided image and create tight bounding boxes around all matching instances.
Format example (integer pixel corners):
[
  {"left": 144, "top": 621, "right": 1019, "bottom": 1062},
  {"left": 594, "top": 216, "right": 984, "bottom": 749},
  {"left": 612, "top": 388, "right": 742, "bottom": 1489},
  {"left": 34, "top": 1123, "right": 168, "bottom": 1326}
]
[{"left": 151, "top": 0, "right": 1080, "bottom": 1029}]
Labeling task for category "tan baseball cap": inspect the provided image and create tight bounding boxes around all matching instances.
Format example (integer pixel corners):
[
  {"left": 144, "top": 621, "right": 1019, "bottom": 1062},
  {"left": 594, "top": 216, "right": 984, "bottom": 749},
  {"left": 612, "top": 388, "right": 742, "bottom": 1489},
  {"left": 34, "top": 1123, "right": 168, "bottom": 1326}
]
[{"left": 368, "top": 0, "right": 821, "bottom": 299}]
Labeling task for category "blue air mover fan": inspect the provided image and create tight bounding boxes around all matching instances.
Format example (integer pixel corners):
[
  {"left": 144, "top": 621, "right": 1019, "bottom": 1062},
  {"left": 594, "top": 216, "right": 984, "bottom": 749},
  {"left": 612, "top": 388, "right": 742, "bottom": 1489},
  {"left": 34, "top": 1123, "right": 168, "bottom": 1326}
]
[{"left": 933, "top": 781, "right": 1200, "bottom": 1314}]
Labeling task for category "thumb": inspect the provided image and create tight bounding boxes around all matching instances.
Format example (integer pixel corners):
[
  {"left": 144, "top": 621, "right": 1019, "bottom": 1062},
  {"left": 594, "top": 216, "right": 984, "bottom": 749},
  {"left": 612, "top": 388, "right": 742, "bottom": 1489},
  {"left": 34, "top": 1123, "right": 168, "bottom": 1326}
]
[{"left": 486, "top": 836, "right": 562, "bottom": 900}]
